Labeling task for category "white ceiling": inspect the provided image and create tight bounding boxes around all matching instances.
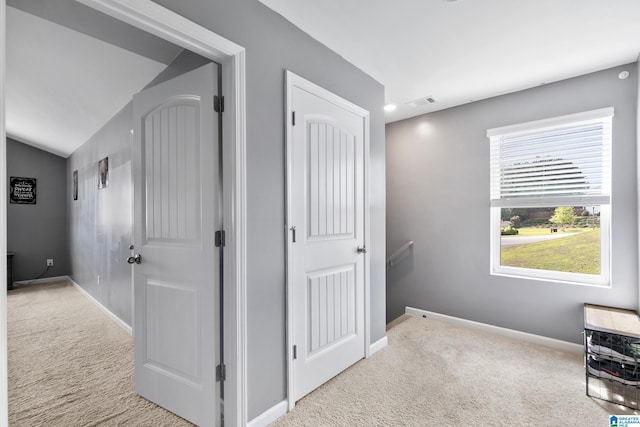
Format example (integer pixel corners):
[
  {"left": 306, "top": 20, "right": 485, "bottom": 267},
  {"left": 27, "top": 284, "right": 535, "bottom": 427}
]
[
  {"left": 6, "top": 1, "right": 640, "bottom": 158},
  {"left": 259, "top": 0, "right": 640, "bottom": 123},
  {"left": 6, "top": 5, "right": 179, "bottom": 157}
]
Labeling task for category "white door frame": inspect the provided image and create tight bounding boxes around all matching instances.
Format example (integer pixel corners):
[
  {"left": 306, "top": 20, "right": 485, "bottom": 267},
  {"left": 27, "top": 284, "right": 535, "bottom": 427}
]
[
  {"left": 0, "top": 1, "right": 7, "bottom": 424},
  {"left": 0, "top": 1, "right": 248, "bottom": 426},
  {"left": 284, "top": 71, "right": 371, "bottom": 411}
]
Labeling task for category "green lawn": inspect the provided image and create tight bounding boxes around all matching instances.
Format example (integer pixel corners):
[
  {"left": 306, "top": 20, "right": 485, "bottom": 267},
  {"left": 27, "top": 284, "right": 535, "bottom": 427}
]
[{"left": 501, "top": 229, "right": 600, "bottom": 274}]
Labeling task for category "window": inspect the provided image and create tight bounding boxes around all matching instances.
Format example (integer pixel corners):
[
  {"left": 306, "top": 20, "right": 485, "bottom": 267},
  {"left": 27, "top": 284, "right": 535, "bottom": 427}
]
[{"left": 488, "top": 108, "right": 613, "bottom": 286}]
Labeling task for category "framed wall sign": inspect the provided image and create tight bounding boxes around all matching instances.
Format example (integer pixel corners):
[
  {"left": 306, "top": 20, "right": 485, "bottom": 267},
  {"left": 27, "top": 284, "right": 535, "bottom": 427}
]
[
  {"left": 73, "top": 170, "right": 78, "bottom": 200},
  {"left": 10, "top": 177, "right": 37, "bottom": 204},
  {"left": 98, "top": 157, "right": 109, "bottom": 189}
]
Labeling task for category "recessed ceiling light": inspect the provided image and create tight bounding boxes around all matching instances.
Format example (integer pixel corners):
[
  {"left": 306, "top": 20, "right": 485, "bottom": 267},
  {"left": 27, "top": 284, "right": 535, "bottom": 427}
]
[
  {"left": 384, "top": 104, "right": 397, "bottom": 112},
  {"left": 618, "top": 71, "right": 630, "bottom": 80}
]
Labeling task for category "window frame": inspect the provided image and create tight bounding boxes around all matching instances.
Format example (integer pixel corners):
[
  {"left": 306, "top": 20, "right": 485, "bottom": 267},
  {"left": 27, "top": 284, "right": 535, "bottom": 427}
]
[{"left": 488, "top": 108, "right": 613, "bottom": 287}]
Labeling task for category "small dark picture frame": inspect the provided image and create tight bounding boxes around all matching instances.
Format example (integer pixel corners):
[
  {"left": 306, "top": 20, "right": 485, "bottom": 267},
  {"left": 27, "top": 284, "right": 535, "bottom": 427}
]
[
  {"left": 73, "top": 170, "right": 78, "bottom": 200},
  {"left": 98, "top": 157, "right": 109, "bottom": 189}
]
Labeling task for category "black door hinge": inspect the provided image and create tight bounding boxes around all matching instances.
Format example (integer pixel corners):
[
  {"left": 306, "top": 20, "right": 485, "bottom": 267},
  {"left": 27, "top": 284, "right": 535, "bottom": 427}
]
[
  {"left": 216, "top": 363, "right": 226, "bottom": 382},
  {"left": 214, "top": 95, "right": 224, "bottom": 113},
  {"left": 293, "top": 345, "right": 297, "bottom": 360},
  {"left": 215, "top": 230, "right": 225, "bottom": 247},
  {"left": 292, "top": 111, "right": 296, "bottom": 126}
]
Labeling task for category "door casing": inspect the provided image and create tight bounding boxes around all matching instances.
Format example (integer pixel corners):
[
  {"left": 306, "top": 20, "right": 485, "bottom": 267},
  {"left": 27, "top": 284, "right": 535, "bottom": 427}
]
[
  {"left": 285, "top": 70, "right": 371, "bottom": 411},
  {"left": 0, "top": 2, "right": 7, "bottom": 424},
  {"left": 0, "top": 1, "right": 248, "bottom": 426}
]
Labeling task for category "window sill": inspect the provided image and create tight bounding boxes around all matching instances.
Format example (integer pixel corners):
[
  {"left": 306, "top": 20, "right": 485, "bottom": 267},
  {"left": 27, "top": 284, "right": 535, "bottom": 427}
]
[{"left": 491, "top": 269, "right": 610, "bottom": 288}]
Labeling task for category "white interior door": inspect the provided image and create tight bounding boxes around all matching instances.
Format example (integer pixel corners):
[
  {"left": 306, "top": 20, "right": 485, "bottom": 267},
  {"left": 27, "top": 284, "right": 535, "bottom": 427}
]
[
  {"left": 287, "top": 72, "right": 369, "bottom": 402},
  {"left": 132, "top": 63, "right": 220, "bottom": 427}
]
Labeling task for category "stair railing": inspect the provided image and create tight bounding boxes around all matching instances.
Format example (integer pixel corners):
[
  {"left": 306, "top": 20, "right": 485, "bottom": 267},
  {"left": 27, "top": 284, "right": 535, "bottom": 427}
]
[{"left": 386, "top": 241, "right": 413, "bottom": 271}]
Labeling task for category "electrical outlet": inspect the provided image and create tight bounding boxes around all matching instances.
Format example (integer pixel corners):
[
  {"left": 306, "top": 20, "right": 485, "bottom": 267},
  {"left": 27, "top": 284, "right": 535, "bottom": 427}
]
[{"left": 47, "top": 259, "right": 54, "bottom": 267}]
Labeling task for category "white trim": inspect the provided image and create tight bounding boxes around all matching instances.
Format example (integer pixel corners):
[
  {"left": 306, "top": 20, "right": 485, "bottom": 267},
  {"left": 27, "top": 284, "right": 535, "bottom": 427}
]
[
  {"left": 363, "top": 106, "right": 372, "bottom": 359},
  {"left": 637, "top": 56, "right": 640, "bottom": 323},
  {"left": 486, "top": 107, "right": 614, "bottom": 137},
  {"left": 0, "top": 2, "right": 7, "bottom": 426},
  {"left": 246, "top": 400, "right": 288, "bottom": 427},
  {"left": 285, "top": 71, "right": 371, "bottom": 411},
  {"left": 405, "top": 307, "right": 583, "bottom": 354},
  {"left": 129, "top": 129, "right": 136, "bottom": 338},
  {"left": 222, "top": 47, "right": 248, "bottom": 427},
  {"left": 490, "top": 195, "right": 610, "bottom": 209},
  {"left": 369, "top": 336, "right": 388, "bottom": 356},
  {"left": 285, "top": 71, "right": 295, "bottom": 412},
  {"left": 76, "top": 0, "right": 242, "bottom": 60},
  {"left": 11, "top": 276, "right": 70, "bottom": 286},
  {"left": 57, "top": 1, "right": 248, "bottom": 425},
  {"left": 68, "top": 278, "right": 132, "bottom": 336},
  {"left": 286, "top": 72, "right": 370, "bottom": 117}
]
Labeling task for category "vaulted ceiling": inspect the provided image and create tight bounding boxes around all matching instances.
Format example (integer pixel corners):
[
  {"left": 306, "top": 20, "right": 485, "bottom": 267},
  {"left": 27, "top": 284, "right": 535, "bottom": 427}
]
[
  {"left": 6, "top": 0, "right": 182, "bottom": 157},
  {"left": 259, "top": 0, "right": 640, "bottom": 123}
]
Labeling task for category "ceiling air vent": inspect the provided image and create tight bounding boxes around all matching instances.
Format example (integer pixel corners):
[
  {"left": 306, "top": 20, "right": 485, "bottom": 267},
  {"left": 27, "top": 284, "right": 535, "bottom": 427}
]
[{"left": 406, "top": 96, "right": 437, "bottom": 107}]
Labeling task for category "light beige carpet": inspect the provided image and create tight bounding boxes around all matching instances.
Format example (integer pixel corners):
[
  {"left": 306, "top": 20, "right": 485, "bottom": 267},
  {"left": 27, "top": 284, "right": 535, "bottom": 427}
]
[
  {"left": 272, "top": 315, "right": 639, "bottom": 426},
  {"left": 8, "top": 281, "right": 193, "bottom": 426},
  {"left": 9, "top": 282, "right": 639, "bottom": 426}
]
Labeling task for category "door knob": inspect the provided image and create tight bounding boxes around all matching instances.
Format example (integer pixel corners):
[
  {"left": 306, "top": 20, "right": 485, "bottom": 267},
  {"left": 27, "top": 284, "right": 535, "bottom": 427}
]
[
  {"left": 127, "top": 254, "right": 142, "bottom": 264},
  {"left": 357, "top": 246, "right": 367, "bottom": 254}
]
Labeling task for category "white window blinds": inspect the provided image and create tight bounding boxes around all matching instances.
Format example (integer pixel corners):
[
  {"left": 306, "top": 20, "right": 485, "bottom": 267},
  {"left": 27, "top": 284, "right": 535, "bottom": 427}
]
[{"left": 488, "top": 108, "right": 613, "bottom": 208}]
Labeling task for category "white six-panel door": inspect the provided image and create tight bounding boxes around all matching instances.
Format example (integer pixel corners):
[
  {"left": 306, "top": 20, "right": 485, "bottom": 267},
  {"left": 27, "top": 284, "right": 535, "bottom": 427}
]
[
  {"left": 132, "top": 63, "right": 220, "bottom": 427},
  {"left": 286, "top": 71, "right": 370, "bottom": 403}
]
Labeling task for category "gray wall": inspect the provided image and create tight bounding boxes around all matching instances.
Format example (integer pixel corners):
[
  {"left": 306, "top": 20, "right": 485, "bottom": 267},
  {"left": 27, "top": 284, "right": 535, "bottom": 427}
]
[
  {"left": 386, "top": 63, "right": 638, "bottom": 344},
  {"left": 67, "top": 105, "right": 133, "bottom": 325},
  {"left": 7, "top": 138, "right": 69, "bottom": 281},
  {"left": 149, "top": 0, "right": 386, "bottom": 419},
  {"left": 145, "top": 50, "right": 210, "bottom": 89},
  {"left": 67, "top": 50, "right": 210, "bottom": 328}
]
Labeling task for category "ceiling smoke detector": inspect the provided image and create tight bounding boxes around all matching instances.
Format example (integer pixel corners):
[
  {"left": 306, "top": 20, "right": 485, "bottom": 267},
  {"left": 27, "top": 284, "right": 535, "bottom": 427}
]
[{"left": 406, "top": 96, "right": 437, "bottom": 107}]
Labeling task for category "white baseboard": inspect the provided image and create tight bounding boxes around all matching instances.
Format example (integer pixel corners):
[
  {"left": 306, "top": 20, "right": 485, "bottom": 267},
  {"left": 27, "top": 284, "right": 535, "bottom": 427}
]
[
  {"left": 247, "top": 400, "right": 287, "bottom": 427},
  {"left": 369, "top": 336, "right": 388, "bottom": 356},
  {"left": 405, "top": 306, "right": 583, "bottom": 354},
  {"left": 12, "top": 275, "right": 69, "bottom": 286},
  {"left": 68, "top": 277, "right": 133, "bottom": 336}
]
